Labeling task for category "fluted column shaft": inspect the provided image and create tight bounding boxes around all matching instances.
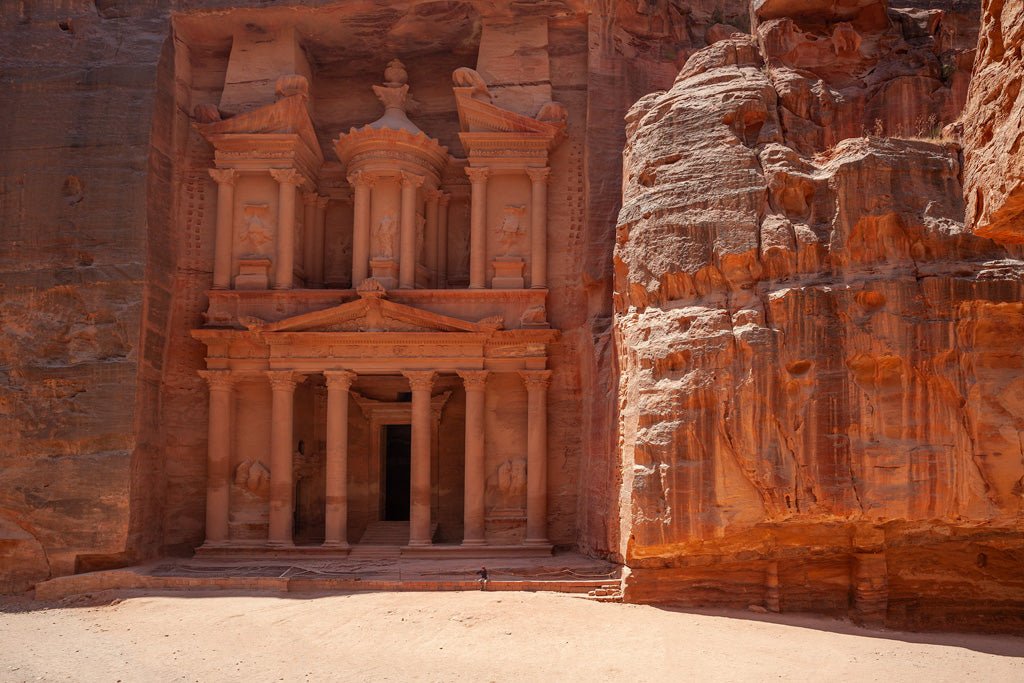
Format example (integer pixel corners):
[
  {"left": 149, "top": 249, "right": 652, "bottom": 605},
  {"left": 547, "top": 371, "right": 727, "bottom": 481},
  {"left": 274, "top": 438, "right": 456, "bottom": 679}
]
[
  {"left": 437, "top": 193, "right": 450, "bottom": 289},
  {"left": 520, "top": 370, "right": 552, "bottom": 545},
  {"left": 350, "top": 173, "right": 372, "bottom": 286},
  {"left": 527, "top": 167, "right": 550, "bottom": 289},
  {"left": 324, "top": 370, "right": 356, "bottom": 548},
  {"left": 425, "top": 190, "right": 440, "bottom": 288},
  {"left": 399, "top": 172, "right": 424, "bottom": 289},
  {"left": 270, "top": 169, "right": 302, "bottom": 289},
  {"left": 458, "top": 371, "right": 488, "bottom": 545},
  {"left": 266, "top": 370, "right": 304, "bottom": 545},
  {"left": 209, "top": 169, "right": 237, "bottom": 290},
  {"left": 199, "top": 370, "right": 234, "bottom": 545},
  {"left": 466, "top": 167, "right": 489, "bottom": 289},
  {"left": 404, "top": 371, "right": 435, "bottom": 545},
  {"left": 302, "top": 191, "right": 318, "bottom": 285}
]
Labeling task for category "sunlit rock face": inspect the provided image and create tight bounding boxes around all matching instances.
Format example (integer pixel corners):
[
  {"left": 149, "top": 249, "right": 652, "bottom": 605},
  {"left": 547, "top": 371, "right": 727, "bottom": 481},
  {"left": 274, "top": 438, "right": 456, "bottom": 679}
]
[{"left": 615, "top": 0, "right": 1024, "bottom": 632}]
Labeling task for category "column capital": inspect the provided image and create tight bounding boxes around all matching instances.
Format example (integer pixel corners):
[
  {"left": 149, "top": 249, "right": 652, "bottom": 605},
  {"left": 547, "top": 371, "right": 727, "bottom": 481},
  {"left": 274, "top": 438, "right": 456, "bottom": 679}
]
[
  {"left": 265, "top": 370, "right": 305, "bottom": 391},
  {"left": 526, "top": 166, "right": 551, "bottom": 184},
  {"left": 424, "top": 188, "right": 442, "bottom": 204},
  {"left": 519, "top": 369, "right": 552, "bottom": 389},
  {"left": 198, "top": 369, "right": 235, "bottom": 391},
  {"left": 208, "top": 168, "right": 237, "bottom": 186},
  {"left": 400, "top": 171, "right": 426, "bottom": 189},
  {"left": 316, "top": 195, "right": 330, "bottom": 210},
  {"left": 270, "top": 168, "right": 304, "bottom": 186},
  {"left": 302, "top": 190, "right": 319, "bottom": 206},
  {"left": 324, "top": 370, "right": 357, "bottom": 390},
  {"left": 457, "top": 370, "right": 489, "bottom": 391},
  {"left": 347, "top": 170, "right": 376, "bottom": 189},
  {"left": 438, "top": 192, "right": 451, "bottom": 207},
  {"left": 402, "top": 370, "right": 436, "bottom": 391},
  {"left": 465, "top": 166, "right": 490, "bottom": 183}
]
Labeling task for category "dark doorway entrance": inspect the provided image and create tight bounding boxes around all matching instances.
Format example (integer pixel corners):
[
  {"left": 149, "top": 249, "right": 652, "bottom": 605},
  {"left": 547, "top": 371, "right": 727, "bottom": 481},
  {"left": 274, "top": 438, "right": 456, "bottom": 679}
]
[{"left": 383, "top": 424, "right": 411, "bottom": 521}]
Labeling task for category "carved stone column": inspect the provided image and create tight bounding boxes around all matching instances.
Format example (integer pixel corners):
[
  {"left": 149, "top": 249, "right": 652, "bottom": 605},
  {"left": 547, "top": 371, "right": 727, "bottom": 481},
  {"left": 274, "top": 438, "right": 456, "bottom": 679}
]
[
  {"left": 425, "top": 190, "right": 440, "bottom": 288},
  {"left": 324, "top": 370, "right": 356, "bottom": 548},
  {"left": 520, "top": 370, "right": 552, "bottom": 545},
  {"left": 270, "top": 169, "right": 303, "bottom": 290},
  {"left": 266, "top": 370, "right": 304, "bottom": 545},
  {"left": 302, "top": 191, "right": 318, "bottom": 286},
  {"left": 314, "top": 195, "right": 329, "bottom": 286},
  {"left": 466, "top": 167, "right": 489, "bottom": 289},
  {"left": 199, "top": 370, "right": 234, "bottom": 546},
  {"left": 209, "top": 169, "right": 237, "bottom": 290},
  {"left": 403, "top": 370, "right": 435, "bottom": 545},
  {"left": 399, "top": 172, "right": 424, "bottom": 289},
  {"left": 457, "top": 370, "right": 488, "bottom": 546},
  {"left": 349, "top": 172, "right": 372, "bottom": 287},
  {"left": 527, "top": 167, "right": 550, "bottom": 289},
  {"left": 437, "top": 193, "right": 450, "bottom": 289}
]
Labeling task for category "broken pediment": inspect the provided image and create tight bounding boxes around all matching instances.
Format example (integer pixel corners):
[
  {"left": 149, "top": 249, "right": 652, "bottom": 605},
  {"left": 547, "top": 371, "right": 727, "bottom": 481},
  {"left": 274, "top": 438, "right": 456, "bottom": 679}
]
[{"left": 258, "top": 293, "right": 502, "bottom": 335}]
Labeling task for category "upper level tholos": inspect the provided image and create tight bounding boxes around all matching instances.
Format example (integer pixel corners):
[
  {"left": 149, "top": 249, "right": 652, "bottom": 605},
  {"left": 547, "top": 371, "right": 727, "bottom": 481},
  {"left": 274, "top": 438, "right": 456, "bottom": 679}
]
[{"left": 193, "top": 50, "right": 568, "bottom": 311}]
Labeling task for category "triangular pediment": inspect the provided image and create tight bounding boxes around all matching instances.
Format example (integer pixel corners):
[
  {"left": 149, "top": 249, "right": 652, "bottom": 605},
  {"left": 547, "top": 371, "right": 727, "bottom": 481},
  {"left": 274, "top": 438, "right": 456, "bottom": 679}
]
[
  {"left": 195, "top": 94, "right": 324, "bottom": 165},
  {"left": 453, "top": 88, "right": 564, "bottom": 139},
  {"left": 258, "top": 296, "right": 502, "bottom": 334}
]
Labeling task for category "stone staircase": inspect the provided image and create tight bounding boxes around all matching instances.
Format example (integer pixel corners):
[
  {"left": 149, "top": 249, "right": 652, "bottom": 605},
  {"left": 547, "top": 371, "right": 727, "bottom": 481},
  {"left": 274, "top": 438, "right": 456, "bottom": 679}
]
[{"left": 348, "top": 521, "right": 437, "bottom": 560}]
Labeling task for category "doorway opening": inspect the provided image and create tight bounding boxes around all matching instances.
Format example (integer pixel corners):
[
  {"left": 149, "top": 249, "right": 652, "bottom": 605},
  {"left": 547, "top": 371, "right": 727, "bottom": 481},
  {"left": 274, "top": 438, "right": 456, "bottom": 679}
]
[{"left": 383, "top": 424, "right": 411, "bottom": 521}]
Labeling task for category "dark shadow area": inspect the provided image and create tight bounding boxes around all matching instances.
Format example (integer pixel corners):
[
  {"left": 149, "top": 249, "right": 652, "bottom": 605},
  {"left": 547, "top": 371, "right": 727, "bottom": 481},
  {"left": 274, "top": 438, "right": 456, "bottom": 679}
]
[{"left": 384, "top": 424, "right": 412, "bottom": 521}]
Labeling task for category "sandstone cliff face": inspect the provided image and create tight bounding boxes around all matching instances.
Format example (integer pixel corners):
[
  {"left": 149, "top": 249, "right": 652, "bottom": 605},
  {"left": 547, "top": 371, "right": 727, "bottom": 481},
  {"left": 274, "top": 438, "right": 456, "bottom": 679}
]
[
  {"left": 961, "top": 0, "right": 1024, "bottom": 243},
  {"left": 616, "top": 1, "right": 1024, "bottom": 632}
]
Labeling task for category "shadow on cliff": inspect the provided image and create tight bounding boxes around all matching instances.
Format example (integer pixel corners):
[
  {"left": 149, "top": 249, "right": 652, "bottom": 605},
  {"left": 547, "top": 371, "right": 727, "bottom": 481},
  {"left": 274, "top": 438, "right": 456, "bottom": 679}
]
[{"left": 649, "top": 605, "right": 1024, "bottom": 658}]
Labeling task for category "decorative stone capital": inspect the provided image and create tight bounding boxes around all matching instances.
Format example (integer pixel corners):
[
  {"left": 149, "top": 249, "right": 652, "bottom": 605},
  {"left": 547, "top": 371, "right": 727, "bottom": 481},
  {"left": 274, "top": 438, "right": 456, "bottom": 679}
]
[
  {"left": 324, "top": 370, "right": 357, "bottom": 391},
  {"left": 316, "top": 195, "right": 330, "bottom": 210},
  {"left": 526, "top": 167, "right": 551, "bottom": 184},
  {"left": 265, "top": 370, "right": 305, "bottom": 392},
  {"left": 465, "top": 166, "right": 490, "bottom": 184},
  {"left": 438, "top": 192, "right": 451, "bottom": 208},
  {"left": 198, "top": 369, "right": 235, "bottom": 391},
  {"left": 208, "top": 168, "right": 237, "bottom": 187},
  {"left": 348, "top": 171, "right": 376, "bottom": 190},
  {"left": 519, "top": 369, "right": 552, "bottom": 390},
  {"left": 400, "top": 171, "right": 426, "bottom": 189},
  {"left": 424, "top": 188, "right": 442, "bottom": 204},
  {"left": 457, "top": 370, "right": 489, "bottom": 391},
  {"left": 302, "top": 191, "right": 319, "bottom": 206},
  {"left": 270, "top": 168, "right": 304, "bottom": 187},
  {"left": 402, "top": 370, "right": 436, "bottom": 392}
]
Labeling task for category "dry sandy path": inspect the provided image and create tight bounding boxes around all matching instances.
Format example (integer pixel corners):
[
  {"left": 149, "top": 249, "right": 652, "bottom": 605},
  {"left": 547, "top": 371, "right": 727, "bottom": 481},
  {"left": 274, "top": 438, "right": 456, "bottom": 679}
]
[{"left": 1, "top": 591, "right": 1022, "bottom": 682}]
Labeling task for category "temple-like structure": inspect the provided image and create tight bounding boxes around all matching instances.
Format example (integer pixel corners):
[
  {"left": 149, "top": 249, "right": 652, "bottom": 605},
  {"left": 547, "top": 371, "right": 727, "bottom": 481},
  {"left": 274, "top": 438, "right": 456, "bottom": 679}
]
[{"left": 191, "top": 58, "right": 567, "bottom": 555}]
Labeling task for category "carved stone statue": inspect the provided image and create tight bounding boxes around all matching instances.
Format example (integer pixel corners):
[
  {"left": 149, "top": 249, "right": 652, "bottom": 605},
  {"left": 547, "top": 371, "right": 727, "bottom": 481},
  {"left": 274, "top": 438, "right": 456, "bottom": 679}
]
[
  {"left": 374, "top": 212, "right": 397, "bottom": 258},
  {"left": 240, "top": 203, "right": 273, "bottom": 254},
  {"left": 497, "top": 204, "right": 526, "bottom": 256},
  {"left": 452, "top": 66, "right": 491, "bottom": 101}
]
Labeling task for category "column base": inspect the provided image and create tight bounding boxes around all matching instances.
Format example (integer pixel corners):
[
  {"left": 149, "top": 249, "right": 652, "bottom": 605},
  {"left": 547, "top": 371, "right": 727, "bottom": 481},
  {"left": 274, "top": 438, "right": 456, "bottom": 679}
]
[
  {"left": 266, "top": 540, "right": 295, "bottom": 548},
  {"left": 271, "top": 285, "right": 293, "bottom": 291},
  {"left": 468, "top": 284, "right": 486, "bottom": 289},
  {"left": 406, "top": 540, "right": 433, "bottom": 547},
  {"left": 524, "top": 538, "right": 550, "bottom": 546},
  {"left": 198, "top": 540, "right": 231, "bottom": 550},
  {"left": 461, "top": 539, "right": 487, "bottom": 547},
  {"left": 321, "top": 541, "right": 351, "bottom": 550}
]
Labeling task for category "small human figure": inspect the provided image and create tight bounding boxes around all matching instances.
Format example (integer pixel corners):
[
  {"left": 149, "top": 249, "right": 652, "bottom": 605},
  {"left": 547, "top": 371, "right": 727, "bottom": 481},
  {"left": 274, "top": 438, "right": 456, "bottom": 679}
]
[{"left": 477, "top": 566, "right": 488, "bottom": 591}]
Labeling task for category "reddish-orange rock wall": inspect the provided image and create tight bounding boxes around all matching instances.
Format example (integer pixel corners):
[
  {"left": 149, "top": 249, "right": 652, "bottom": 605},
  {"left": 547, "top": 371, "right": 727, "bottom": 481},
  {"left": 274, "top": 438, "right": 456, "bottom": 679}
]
[{"left": 616, "top": 1, "right": 1024, "bottom": 632}]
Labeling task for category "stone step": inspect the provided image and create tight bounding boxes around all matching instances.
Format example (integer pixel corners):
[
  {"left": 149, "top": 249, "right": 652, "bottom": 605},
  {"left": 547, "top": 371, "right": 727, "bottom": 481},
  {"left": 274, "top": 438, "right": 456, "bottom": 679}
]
[{"left": 357, "top": 521, "right": 438, "bottom": 545}]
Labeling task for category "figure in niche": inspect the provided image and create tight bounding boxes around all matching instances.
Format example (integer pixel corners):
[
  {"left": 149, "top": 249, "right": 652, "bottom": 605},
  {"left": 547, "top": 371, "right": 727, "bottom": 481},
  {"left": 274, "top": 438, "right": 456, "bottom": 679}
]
[
  {"left": 239, "top": 203, "right": 273, "bottom": 254},
  {"left": 374, "top": 212, "right": 397, "bottom": 258},
  {"left": 497, "top": 204, "right": 526, "bottom": 256},
  {"left": 415, "top": 213, "right": 426, "bottom": 261},
  {"left": 497, "top": 459, "right": 527, "bottom": 505}
]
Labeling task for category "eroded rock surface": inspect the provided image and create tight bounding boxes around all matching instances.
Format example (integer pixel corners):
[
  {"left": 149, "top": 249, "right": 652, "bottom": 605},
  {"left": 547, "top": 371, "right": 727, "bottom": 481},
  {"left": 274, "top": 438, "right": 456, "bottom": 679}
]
[{"left": 616, "top": 3, "right": 1024, "bottom": 632}]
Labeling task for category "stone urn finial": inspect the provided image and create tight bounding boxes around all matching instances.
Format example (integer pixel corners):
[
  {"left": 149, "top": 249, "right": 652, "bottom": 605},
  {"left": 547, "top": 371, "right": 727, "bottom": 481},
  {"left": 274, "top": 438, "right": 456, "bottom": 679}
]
[{"left": 384, "top": 59, "right": 408, "bottom": 87}]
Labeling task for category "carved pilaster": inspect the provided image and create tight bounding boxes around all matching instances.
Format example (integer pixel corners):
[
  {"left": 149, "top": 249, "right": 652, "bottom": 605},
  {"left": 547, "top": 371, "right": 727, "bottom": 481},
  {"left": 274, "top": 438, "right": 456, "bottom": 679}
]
[
  {"left": 526, "top": 166, "right": 550, "bottom": 289},
  {"left": 520, "top": 369, "right": 552, "bottom": 545},
  {"left": 208, "top": 169, "right": 238, "bottom": 290},
  {"left": 465, "top": 167, "right": 490, "bottom": 289}
]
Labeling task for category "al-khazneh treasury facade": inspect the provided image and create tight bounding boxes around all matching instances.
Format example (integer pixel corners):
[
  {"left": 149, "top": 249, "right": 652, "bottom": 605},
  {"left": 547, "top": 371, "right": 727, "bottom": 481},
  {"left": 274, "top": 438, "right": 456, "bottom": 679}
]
[{"left": 189, "top": 41, "right": 572, "bottom": 555}]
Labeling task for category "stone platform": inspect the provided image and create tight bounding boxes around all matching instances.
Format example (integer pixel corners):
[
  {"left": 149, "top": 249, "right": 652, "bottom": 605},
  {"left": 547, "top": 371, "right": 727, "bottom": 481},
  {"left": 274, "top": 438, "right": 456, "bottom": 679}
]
[{"left": 34, "top": 550, "right": 621, "bottom": 602}]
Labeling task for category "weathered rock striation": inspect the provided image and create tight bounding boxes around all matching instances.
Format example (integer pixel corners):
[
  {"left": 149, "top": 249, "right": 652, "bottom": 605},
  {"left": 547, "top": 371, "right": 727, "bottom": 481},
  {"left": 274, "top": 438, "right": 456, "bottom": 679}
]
[
  {"left": 961, "top": 0, "right": 1024, "bottom": 243},
  {"left": 616, "top": 0, "right": 1024, "bottom": 632}
]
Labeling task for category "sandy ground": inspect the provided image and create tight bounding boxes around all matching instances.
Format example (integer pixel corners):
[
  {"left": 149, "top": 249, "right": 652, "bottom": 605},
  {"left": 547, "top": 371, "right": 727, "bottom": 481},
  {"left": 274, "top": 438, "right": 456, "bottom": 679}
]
[{"left": 1, "top": 591, "right": 1022, "bottom": 682}]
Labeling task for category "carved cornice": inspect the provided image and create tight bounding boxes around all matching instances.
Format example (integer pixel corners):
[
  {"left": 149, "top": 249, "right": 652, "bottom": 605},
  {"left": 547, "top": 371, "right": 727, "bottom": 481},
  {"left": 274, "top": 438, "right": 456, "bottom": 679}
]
[
  {"left": 265, "top": 370, "right": 305, "bottom": 391},
  {"left": 465, "top": 166, "right": 490, "bottom": 184},
  {"left": 198, "top": 369, "right": 235, "bottom": 391},
  {"left": 402, "top": 370, "right": 436, "bottom": 391},
  {"left": 208, "top": 168, "right": 237, "bottom": 186},
  {"left": 323, "top": 369, "right": 357, "bottom": 390},
  {"left": 457, "top": 370, "right": 489, "bottom": 391},
  {"left": 518, "top": 369, "right": 552, "bottom": 389}
]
